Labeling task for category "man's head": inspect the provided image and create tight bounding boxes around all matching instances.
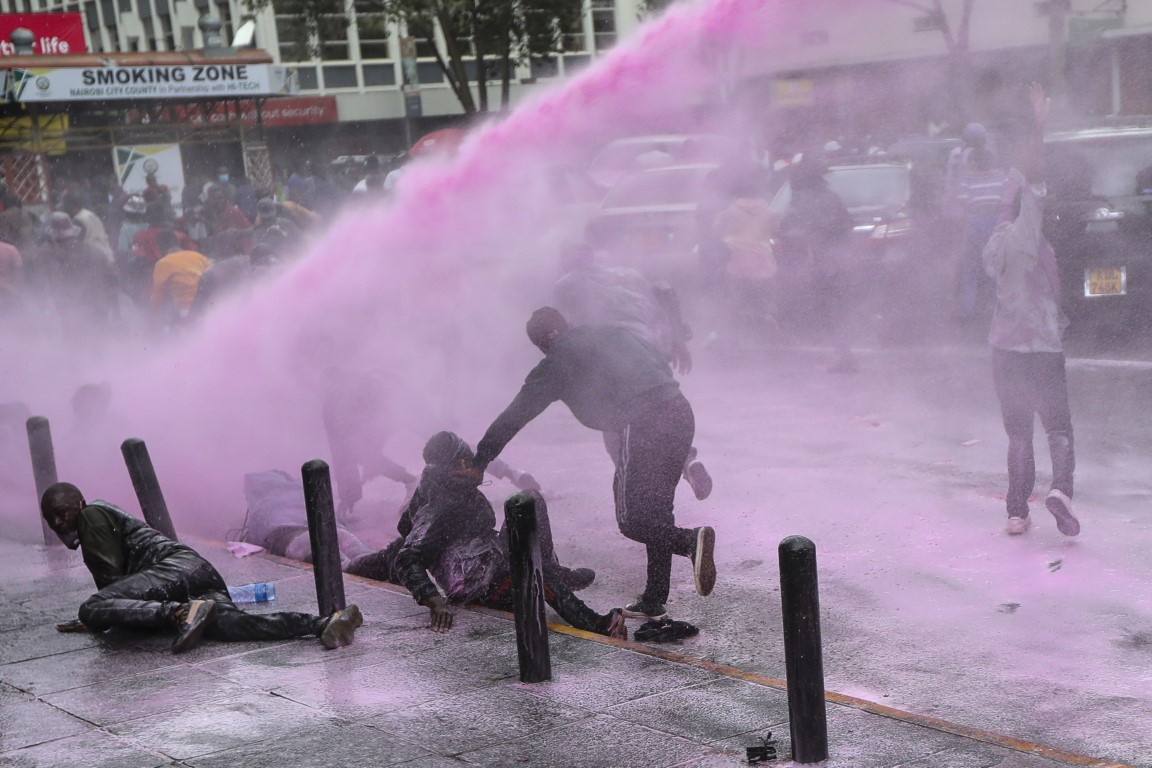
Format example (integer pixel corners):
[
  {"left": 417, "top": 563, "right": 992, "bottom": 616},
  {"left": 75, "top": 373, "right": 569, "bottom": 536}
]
[
  {"left": 59, "top": 191, "right": 86, "bottom": 216},
  {"left": 155, "top": 228, "right": 180, "bottom": 255},
  {"left": 145, "top": 172, "right": 158, "bottom": 186},
  {"left": 40, "top": 482, "right": 86, "bottom": 547},
  {"left": 256, "top": 197, "right": 279, "bottom": 221},
  {"left": 526, "top": 307, "right": 569, "bottom": 353},
  {"left": 46, "top": 211, "right": 82, "bottom": 242},
  {"left": 962, "top": 122, "right": 988, "bottom": 149},
  {"left": 422, "top": 431, "right": 481, "bottom": 484}
]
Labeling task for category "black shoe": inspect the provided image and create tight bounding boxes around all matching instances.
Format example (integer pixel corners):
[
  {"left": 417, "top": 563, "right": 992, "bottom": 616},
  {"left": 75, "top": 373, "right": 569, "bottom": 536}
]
[
  {"left": 693, "top": 526, "right": 716, "bottom": 597},
  {"left": 320, "top": 604, "right": 363, "bottom": 649},
  {"left": 560, "top": 567, "right": 596, "bottom": 591},
  {"left": 171, "top": 599, "right": 217, "bottom": 654},
  {"left": 634, "top": 617, "right": 699, "bottom": 643},
  {"left": 684, "top": 460, "right": 713, "bottom": 500},
  {"left": 622, "top": 599, "right": 668, "bottom": 620}
]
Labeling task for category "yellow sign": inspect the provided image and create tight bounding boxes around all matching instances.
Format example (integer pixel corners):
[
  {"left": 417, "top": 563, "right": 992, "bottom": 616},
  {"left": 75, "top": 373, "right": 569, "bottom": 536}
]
[
  {"left": 773, "top": 79, "right": 815, "bottom": 107},
  {"left": 0, "top": 113, "right": 69, "bottom": 154}
]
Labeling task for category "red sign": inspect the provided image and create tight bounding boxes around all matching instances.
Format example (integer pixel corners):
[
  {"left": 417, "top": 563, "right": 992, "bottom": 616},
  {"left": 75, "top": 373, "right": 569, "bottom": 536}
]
[{"left": 0, "top": 13, "right": 88, "bottom": 56}]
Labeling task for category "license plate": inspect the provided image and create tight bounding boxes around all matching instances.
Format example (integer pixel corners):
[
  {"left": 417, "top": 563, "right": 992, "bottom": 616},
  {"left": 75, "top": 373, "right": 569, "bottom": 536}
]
[{"left": 1085, "top": 266, "right": 1126, "bottom": 297}]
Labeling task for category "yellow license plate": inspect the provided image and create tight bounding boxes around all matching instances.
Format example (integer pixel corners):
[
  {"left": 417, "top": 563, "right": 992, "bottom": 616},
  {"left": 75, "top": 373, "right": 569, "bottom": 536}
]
[{"left": 1085, "top": 266, "right": 1126, "bottom": 297}]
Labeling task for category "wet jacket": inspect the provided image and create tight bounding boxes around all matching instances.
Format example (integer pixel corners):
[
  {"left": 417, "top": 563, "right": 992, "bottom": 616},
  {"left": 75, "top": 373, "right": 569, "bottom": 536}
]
[
  {"left": 72, "top": 501, "right": 195, "bottom": 590},
  {"left": 982, "top": 169, "right": 1065, "bottom": 353},
  {"left": 475, "top": 325, "right": 680, "bottom": 468},
  {"left": 393, "top": 439, "right": 505, "bottom": 605}
]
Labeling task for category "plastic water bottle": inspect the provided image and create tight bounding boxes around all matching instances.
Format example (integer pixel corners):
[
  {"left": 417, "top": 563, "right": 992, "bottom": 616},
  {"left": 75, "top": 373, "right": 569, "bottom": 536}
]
[{"left": 227, "top": 582, "right": 276, "bottom": 603}]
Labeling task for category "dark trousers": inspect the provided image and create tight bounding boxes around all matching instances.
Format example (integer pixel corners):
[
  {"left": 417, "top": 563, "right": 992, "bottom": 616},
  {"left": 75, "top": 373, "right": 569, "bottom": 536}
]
[
  {"left": 991, "top": 349, "right": 1075, "bottom": 518},
  {"left": 611, "top": 394, "right": 697, "bottom": 605},
  {"left": 79, "top": 549, "right": 325, "bottom": 641}
]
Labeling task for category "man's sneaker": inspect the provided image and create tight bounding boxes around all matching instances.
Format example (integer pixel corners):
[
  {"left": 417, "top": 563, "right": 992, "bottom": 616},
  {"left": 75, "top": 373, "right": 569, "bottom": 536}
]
[
  {"left": 320, "top": 604, "right": 363, "bottom": 649},
  {"left": 684, "top": 461, "right": 713, "bottom": 500},
  {"left": 1045, "top": 490, "right": 1080, "bottom": 536},
  {"left": 171, "top": 599, "right": 217, "bottom": 654},
  {"left": 622, "top": 599, "right": 669, "bottom": 620},
  {"left": 1005, "top": 516, "right": 1031, "bottom": 535},
  {"left": 559, "top": 567, "right": 596, "bottom": 591},
  {"left": 693, "top": 526, "right": 717, "bottom": 597}
]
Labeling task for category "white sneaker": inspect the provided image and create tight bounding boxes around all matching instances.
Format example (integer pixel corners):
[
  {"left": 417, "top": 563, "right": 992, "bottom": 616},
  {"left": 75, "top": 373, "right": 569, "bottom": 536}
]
[
  {"left": 1045, "top": 490, "right": 1080, "bottom": 536},
  {"left": 1005, "top": 516, "right": 1031, "bottom": 535}
]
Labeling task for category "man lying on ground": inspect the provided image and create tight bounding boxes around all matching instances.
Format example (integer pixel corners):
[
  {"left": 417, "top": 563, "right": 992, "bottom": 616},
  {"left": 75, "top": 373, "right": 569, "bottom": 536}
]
[
  {"left": 345, "top": 431, "right": 627, "bottom": 638},
  {"left": 42, "top": 482, "right": 362, "bottom": 654}
]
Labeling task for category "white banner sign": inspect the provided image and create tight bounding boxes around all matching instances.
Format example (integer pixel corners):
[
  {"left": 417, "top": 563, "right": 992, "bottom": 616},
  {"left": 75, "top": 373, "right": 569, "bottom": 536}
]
[
  {"left": 113, "top": 144, "right": 186, "bottom": 215},
  {"left": 7, "top": 63, "right": 297, "bottom": 102}
]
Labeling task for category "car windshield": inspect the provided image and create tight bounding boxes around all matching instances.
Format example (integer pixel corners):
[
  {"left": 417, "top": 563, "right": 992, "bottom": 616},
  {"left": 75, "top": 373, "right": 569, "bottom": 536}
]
[
  {"left": 601, "top": 167, "right": 714, "bottom": 208},
  {"left": 770, "top": 164, "right": 910, "bottom": 214},
  {"left": 825, "top": 166, "right": 910, "bottom": 208},
  {"left": 1047, "top": 135, "right": 1152, "bottom": 199}
]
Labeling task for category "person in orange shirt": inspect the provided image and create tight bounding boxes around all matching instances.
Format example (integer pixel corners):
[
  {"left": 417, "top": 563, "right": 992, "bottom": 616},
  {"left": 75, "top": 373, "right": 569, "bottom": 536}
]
[{"left": 151, "top": 229, "right": 210, "bottom": 324}]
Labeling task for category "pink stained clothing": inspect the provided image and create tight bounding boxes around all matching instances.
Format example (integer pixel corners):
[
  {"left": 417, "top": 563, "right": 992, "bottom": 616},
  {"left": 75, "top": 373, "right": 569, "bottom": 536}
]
[
  {"left": 714, "top": 197, "right": 777, "bottom": 280},
  {"left": 0, "top": 241, "right": 21, "bottom": 292},
  {"left": 152, "top": 250, "right": 211, "bottom": 312},
  {"left": 982, "top": 169, "right": 1065, "bottom": 353}
]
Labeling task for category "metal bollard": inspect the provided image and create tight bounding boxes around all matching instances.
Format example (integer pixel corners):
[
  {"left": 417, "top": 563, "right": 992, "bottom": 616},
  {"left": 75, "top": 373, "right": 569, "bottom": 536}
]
[
  {"left": 302, "top": 459, "right": 346, "bottom": 617},
  {"left": 25, "top": 416, "right": 60, "bottom": 547},
  {"left": 778, "top": 535, "right": 828, "bottom": 763},
  {"left": 120, "top": 438, "right": 178, "bottom": 541},
  {"left": 504, "top": 492, "right": 552, "bottom": 683}
]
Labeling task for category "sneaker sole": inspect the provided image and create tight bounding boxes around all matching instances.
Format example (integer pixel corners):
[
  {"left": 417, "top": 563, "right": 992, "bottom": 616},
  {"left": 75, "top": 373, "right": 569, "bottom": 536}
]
[
  {"left": 685, "top": 462, "right": 713, "bottom": 501},
  {"left": 1045, "top": 492, "right": 1080, "bottom": 536},
  {"left": 171, "top": 600, "right": 217, "bottom": 654},
  {"left": 321, "top": 604, "right": 363, "bottom": 649},
  {"left": 620, "top": 606, "right": 668, "bottom": 620},
  {"left": 694, "top": 526, "right": 716, "bottom": 597}
]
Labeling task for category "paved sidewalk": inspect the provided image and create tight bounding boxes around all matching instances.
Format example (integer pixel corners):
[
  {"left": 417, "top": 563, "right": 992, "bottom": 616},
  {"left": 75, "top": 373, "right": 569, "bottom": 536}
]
[{"left": 0, "top": 535, "right": 1133, "bottom": 768}]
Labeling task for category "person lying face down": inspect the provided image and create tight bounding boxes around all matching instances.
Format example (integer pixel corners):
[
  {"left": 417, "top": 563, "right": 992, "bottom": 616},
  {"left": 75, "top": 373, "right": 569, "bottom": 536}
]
[{"left": 346, "top": 431, "right": 627, "bottom": 638}]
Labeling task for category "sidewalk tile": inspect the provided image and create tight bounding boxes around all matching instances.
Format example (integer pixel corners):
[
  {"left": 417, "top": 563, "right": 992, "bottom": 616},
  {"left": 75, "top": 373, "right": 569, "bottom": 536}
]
[
  {"left": 605, "top": 677, "right": 790, "bottom": 743},
  {"left": 0, "top": 730, "right": 172, "bottom": 768},
  {"left": 183, "top": 721, "right": 432, "bottom": 767},
  {"left": 0, "top": 683, "right": 91, "bottom": 752},
  {"left": 522, "top": 649, "right": 717, "bottom": 710},
  {"left": 0, "top": 645, "right": 175, "bottom": 696}
]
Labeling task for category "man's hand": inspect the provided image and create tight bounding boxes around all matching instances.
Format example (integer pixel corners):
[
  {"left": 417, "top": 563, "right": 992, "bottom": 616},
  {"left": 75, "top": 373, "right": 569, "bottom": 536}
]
[
  {"left": 56, "top": 619, "right": 92, "bottom": 633},
  {"left": 1028, "top": 82, "right": 1050, "bottom": 130},
  {"left": 423, "top": 595, "right": 454, "bottom": 633},
  {"left": 672, "top": 341, "right": 693, "bottom": 375}
]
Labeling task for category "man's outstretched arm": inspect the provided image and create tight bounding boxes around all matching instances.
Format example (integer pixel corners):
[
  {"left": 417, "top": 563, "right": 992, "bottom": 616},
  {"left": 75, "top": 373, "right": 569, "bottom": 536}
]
[{"left": 474, "top": 358, "right": 563, "bottom": 472}]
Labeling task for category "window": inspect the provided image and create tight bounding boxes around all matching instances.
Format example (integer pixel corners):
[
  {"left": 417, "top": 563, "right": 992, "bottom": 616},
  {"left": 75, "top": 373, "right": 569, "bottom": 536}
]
[
  {"left": 317, "top": 15, "right": 349, "bottom": 60},
  {"left": 354, "top": 6, "right": 390, "bottom": 59},
  {"left": 590, "top": 0, "right": 615, "bottom": 51},
  {"left": 274, "top": 0, "right": 310, "bottom": 62}
]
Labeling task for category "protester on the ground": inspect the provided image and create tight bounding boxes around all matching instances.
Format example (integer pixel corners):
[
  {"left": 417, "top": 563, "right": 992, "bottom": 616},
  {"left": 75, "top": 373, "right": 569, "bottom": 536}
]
[
  {"left": 776, "top": 158, "right": 857, "bottom": 372},
  {"left": 474, "top": 308, "right": 717, "bottom": 621},
  {"left": 41, "top": 481, "right": 362, "bottom": 654},
  {"left": 151, "top": 229, "right": 210, "bottom": 324},
  {"left": 981, "top": 83, "right": 1078, "bottom": 539},
  {"left": 345, "top": 431, "right": 622, "bottom": 636},
  {"left": 60, "top": 192, "right": 114, "bottom": 264},
  {"left": 553, "top": 243, "right": 713, "bottom": 500}
]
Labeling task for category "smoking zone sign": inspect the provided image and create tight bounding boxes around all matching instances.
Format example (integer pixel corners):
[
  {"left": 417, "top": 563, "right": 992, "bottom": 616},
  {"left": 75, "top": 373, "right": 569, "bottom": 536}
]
[{"left": 6, "top": 63, "right": 297, "bottom": 102}]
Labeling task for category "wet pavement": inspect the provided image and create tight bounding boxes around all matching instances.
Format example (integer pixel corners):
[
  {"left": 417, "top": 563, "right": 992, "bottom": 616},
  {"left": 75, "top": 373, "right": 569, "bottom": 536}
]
[{"left": 0, "top": 535, "right": 1133, "bottom": 767}]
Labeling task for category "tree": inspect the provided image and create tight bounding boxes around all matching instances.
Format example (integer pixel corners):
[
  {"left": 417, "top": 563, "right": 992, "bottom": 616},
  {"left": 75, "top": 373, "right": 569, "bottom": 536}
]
[
  {"left": 885, "top": 0, "right": 976, "bottom": 124},
  {"left": 248, "top": 0, "right": 584, "bottom": 114}
]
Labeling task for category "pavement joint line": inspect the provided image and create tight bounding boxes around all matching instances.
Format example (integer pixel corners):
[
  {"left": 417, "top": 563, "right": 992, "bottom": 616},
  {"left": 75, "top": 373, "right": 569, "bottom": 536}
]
[{"left": 248, "top": 549, "right": 1136, "bottom": 768}]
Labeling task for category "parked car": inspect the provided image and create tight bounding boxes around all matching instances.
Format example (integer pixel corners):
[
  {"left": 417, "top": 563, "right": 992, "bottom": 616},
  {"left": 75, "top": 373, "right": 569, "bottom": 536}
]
[
  {"left": 768, "top": 157, "right": 916, "bottom": 266},
  {"left": 585, "top": 134, "right": 738, "bottom": 191},
  {"left": 1044, "top": 126, "right": 1152, "bottom": 338},
  {"left": 585, "top": 163, "right": 721, "bottom": 284}
]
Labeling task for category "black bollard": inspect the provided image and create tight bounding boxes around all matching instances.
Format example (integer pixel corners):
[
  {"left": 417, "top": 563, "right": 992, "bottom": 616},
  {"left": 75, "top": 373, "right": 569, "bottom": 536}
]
[
  {"left": 504, "top": 492, "right": 552, "bottom": 683},
  {"left": 302, "top": 459, "right": 346, "bottom": 617},
  {"left": 120, "top": 438, "right": 179, "bottom": 541},
  {"left": 778, "top": 535, "right": 828, "bottom": 764},
  {"left": 25, "top": 416, "right": 60, "bottom": 546}
]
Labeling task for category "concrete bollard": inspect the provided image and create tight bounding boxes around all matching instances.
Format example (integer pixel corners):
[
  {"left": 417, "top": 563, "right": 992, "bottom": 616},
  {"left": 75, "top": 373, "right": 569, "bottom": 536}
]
[
  {"left": 504, "top": 492, "right": 552, "bottom": 683},
  {"left": 778, "top": 535, "right": 828, "bottom": 763},
  {"left": 120, "top": 438, "right": 178, "bottom": 541},
  {"left": 301, "top": 459, "right": 346, "bottom": 617},
  {"left": 25, "top": 416, "right": 60, "bottom": 546}
]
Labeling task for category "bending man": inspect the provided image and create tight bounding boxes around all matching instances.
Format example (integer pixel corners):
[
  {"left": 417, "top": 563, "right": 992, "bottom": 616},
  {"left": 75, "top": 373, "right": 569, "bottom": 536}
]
[{"left": 474, "top": 308, "right": 716, "bottom": 621}]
